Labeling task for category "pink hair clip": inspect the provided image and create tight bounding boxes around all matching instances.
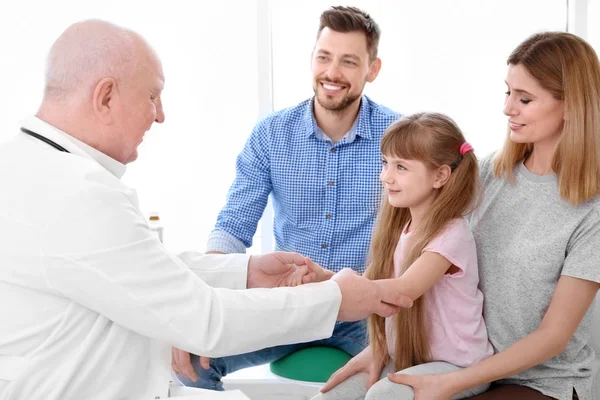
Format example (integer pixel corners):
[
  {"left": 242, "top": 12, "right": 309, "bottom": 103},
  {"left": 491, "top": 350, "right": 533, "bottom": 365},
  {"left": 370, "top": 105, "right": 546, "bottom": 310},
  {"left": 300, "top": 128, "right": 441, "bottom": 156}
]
[{"left": 460, "top": 142, "right": 474, "bottom": 156}]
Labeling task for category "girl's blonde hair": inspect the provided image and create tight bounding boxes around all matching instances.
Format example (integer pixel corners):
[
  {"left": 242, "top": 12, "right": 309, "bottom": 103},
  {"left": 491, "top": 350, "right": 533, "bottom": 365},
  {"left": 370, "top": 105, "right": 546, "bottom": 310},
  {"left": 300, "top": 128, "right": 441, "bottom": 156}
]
[
  {"left": 494, "top": 32, "right": 600, "bottom": 205},
  {"left": 365, "top": 112, "right": 479, "bottom": 371}
]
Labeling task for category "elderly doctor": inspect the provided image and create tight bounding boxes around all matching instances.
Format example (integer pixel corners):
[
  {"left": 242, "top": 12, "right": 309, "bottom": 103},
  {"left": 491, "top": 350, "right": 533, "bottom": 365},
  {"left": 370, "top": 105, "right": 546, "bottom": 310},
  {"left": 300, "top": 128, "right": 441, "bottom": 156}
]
[{"left": 0, "top": 20, "right": 412, "bottom": 400}]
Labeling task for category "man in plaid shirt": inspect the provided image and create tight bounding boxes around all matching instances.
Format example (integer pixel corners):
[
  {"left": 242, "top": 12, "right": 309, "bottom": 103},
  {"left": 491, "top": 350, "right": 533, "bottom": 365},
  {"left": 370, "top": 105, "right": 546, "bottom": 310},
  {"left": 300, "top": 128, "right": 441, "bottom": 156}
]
[{"left": 177, "top": 6, "right": 401, "bottom": 390}]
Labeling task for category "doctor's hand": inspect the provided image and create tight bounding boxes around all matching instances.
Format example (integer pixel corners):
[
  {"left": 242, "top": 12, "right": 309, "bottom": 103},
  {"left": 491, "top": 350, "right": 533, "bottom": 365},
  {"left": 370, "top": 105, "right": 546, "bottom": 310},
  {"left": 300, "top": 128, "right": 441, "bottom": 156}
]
[
  {"left": 332, "top": 269, "right": 413, "bottom": 321},
  {"left": 247, "top": 251, "right": 313, "bottom": 288},
  {"left": 172, "top": 347, "right": 199, "bottom": 383}
]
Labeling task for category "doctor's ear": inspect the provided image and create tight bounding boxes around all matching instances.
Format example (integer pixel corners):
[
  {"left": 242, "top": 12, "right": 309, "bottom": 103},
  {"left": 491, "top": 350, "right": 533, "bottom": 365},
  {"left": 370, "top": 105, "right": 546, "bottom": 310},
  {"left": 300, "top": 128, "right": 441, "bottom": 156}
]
[
  {"left": 433, "top": 165, "right": 451, "bottom": 189},
  {"left": 92, "top": 77, "right": 118, "bottom": 124}
]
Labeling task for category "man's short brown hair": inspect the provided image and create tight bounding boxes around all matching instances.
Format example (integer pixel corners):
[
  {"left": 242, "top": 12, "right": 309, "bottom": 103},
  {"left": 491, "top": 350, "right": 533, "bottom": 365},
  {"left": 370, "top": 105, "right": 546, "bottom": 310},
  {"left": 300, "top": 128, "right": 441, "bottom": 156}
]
[{"left": 317, "top": 6, "right": 381, "bottom": 61}]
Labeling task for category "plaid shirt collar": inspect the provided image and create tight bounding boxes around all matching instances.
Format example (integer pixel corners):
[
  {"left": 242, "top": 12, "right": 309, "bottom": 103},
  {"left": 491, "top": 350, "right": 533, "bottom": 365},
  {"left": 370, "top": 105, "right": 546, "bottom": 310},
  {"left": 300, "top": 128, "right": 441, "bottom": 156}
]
[{"left": 302, "top": 95, "right": 374, "bottom": 142}]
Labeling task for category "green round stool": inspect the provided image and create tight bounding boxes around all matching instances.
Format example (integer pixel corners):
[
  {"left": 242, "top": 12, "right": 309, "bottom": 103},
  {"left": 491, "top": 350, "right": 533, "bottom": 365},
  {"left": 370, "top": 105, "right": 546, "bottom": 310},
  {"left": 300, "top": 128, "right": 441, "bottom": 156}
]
[{"left": 270, "top": 346, "right": 353, "bottom": 383}]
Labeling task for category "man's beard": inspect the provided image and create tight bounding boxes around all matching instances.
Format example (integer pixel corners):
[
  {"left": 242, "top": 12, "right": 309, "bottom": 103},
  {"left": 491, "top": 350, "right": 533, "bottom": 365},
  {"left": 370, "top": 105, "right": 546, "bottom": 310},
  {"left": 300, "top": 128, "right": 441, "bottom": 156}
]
[{"left": 314, "top": 83, "right": 361, "bottom": 112}]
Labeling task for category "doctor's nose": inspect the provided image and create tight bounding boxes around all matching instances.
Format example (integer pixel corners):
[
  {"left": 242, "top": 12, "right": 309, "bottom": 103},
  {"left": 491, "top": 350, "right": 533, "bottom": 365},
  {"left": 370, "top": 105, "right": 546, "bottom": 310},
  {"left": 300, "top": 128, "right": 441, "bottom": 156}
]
[{"left": 155, "top": 98, "right": 165, "bottom": 124}]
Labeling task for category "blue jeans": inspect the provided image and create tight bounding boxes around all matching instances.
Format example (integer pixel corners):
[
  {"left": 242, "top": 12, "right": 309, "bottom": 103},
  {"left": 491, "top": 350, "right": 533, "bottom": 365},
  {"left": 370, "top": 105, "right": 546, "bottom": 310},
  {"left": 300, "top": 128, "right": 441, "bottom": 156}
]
[{"left": 177, "top": 320, "right": 367, "bottom": 391}]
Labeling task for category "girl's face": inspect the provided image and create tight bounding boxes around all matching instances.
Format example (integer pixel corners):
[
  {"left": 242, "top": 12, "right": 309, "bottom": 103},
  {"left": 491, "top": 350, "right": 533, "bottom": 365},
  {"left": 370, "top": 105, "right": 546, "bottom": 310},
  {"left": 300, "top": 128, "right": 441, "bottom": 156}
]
[
  {"left": 504, "top": 64, "right": 565, "bottom": 148},
  {"left": 380, "top": 155, "right": 441, "bottom": 210}
]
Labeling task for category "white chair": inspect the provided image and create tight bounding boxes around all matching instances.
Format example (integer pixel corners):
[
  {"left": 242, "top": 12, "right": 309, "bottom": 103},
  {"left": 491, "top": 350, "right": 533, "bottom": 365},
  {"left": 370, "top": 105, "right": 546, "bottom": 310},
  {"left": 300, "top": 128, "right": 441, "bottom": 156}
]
[{"left": 169, "top": 382, "right": 250, "bottom": 399}]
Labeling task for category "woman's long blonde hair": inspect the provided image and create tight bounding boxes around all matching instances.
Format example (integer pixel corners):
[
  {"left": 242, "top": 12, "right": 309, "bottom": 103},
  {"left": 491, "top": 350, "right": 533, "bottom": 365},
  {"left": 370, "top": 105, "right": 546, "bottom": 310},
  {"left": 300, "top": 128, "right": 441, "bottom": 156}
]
[
  {"left": 365, "top": 112, "right": 479, "bottom": 371},
  {"left": 494, "top": 32, "right": 600, "bottom": 205}
]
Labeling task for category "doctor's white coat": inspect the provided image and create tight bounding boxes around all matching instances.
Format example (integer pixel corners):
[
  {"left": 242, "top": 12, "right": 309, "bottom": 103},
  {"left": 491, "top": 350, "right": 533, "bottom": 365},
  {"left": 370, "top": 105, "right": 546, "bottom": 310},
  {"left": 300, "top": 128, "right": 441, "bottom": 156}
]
[{"left": 0, "top": 116, "right": 342, "bottom": 400}]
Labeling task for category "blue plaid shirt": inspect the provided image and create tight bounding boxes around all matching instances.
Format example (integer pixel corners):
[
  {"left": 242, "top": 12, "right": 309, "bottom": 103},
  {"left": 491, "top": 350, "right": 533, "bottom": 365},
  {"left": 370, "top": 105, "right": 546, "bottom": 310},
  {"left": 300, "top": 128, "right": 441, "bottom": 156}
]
[{"left": 207, "top": 96, "right": 401, "bottom": 273}]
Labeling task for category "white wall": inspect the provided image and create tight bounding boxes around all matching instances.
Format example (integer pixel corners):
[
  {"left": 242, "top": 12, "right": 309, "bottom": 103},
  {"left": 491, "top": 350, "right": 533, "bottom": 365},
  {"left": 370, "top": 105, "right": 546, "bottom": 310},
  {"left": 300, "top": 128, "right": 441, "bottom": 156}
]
[{"left": 589, "top": 0, "right": 600, "bottom": 49}]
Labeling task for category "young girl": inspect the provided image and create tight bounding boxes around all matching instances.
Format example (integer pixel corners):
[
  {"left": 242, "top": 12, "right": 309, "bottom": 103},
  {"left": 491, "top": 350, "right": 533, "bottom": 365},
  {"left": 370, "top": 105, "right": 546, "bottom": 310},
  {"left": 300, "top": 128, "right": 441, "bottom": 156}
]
[{"left": 312, "top": 112, "right": 492, "bottom": 400}]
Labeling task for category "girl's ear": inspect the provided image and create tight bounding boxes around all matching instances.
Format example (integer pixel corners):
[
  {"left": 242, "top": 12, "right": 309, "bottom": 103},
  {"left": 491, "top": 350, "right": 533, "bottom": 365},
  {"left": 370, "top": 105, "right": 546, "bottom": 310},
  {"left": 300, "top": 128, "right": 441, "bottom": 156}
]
[{"left": 433, "top": 165, "right": 451, "bottom": 189}]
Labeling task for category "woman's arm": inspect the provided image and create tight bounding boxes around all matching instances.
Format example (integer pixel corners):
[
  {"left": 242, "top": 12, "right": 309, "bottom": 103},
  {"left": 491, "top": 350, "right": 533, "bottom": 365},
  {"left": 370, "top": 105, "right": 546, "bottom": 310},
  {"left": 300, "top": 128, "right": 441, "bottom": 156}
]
[{"left": 389, "top": 275, "right": 599, "bottom": 399}]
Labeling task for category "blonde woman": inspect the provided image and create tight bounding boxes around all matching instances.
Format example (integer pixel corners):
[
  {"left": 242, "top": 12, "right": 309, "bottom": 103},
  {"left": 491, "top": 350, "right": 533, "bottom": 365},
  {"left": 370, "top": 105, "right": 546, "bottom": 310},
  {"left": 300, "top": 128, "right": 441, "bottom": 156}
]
[{"left": 388, "top": 32, "right": 600, "bottom": 400}]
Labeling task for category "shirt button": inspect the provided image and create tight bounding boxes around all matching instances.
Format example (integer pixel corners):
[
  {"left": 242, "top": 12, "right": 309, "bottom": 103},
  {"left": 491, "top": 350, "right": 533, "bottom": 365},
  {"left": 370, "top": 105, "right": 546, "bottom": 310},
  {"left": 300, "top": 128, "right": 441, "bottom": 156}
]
[
  {"left": 331, "top": 148, "right": 337, "bottom": 153},
  {"left": 328, "top": 181, "right": 334, "bottom": 186},
  {"left": 321, "top": 243, "right": 327, "bottom": 249},
  {"left": 326, "top": 214, "right": 332, "bottom": 219}
]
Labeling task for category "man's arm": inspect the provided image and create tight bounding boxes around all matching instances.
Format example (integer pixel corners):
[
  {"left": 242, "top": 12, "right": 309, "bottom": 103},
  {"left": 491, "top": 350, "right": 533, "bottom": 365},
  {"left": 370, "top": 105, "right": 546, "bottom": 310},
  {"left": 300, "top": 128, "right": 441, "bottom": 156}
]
[
  {"left": 179, "top": 250, "right": 318, "bottom": 289},
  {"left": 42, "top": 183, "right": 341, "bottom": 358},
  {"left": 206, "top": 121, "right": 273, "bottom": 253},
  {"left": 177, "top": 251, "right": 249, "bottom": 289}
]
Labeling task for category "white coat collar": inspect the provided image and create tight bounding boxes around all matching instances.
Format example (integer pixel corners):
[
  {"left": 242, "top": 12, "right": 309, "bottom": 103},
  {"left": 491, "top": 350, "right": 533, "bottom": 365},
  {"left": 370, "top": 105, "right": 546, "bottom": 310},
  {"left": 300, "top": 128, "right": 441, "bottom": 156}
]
[{"left": 20, "top": 115, "right": 126, "bottom": 179}]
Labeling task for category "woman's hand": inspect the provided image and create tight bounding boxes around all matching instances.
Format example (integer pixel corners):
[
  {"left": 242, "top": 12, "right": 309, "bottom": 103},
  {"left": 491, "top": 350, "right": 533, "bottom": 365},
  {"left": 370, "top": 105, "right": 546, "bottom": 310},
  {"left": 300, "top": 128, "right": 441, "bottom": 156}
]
[
  {"left": 320, "top": 345, "right": 386, "bottom": 392},
  {"left": 387, "top": 372, "right": 456, "bottom": 400}
]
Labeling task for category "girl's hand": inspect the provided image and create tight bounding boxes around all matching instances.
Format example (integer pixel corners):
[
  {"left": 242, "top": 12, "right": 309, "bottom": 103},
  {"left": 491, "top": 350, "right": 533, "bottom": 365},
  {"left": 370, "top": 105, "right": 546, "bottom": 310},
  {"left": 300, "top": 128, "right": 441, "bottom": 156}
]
[
  {"left": 302, "top": 257, "right": 335, "bottom": 283},
  {"left": 320, "top": 345, "right": 386, "bottom": 392},
  {"left": 387, "top": 372, "right": 455, "bottom": 400}
]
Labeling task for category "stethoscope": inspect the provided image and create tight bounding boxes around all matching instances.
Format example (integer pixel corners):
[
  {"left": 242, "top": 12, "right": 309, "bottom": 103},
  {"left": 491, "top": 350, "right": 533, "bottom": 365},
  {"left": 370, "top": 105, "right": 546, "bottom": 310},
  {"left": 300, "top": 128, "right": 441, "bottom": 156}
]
[{"left": 20, "top": 127, "right": 70, "bottom": 153}]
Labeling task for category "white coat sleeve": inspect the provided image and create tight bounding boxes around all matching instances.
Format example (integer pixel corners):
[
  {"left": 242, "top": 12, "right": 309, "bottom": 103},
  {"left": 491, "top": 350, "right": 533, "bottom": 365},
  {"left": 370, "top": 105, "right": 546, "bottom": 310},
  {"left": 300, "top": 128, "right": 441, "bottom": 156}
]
[
  {"left": 177, "top": 251, "right": 249, "bottom": 289},
  {"left": 40, "top": 180, "right": 341, "bottom": 358}
]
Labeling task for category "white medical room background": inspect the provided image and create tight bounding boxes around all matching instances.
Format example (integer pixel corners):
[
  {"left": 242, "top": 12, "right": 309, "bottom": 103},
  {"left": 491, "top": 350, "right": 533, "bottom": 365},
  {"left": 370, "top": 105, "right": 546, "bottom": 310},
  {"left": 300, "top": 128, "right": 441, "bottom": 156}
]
[{"left": 0, "top": 0, "right": 597, "bottom": 255}]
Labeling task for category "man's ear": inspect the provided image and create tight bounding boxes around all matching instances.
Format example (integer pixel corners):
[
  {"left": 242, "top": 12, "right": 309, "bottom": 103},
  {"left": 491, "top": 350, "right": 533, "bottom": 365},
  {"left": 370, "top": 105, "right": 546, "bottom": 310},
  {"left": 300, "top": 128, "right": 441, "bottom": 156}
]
[
  {"left": 433, "top": 165, "right": 452, "bottom": 189},
  {"left": 367, "top": 58, "right": 382, "bottom": 83},
  {"left": 93, "top": 77, "right": 118, "bottom": 124}
]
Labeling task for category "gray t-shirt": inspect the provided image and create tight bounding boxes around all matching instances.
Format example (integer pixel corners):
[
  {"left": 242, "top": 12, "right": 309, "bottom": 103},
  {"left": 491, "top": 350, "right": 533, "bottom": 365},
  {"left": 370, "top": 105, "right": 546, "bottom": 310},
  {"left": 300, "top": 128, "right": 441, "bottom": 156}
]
[{"left": 469, "top": 154, "right": 600, "bottom": 400}]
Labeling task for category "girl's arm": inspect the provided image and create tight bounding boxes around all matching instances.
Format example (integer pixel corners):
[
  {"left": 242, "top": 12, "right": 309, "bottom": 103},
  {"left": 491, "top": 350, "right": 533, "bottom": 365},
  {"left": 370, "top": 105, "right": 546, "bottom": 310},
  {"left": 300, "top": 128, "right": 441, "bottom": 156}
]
[
  {"left": 389, "top": 275, "right": 599, "bottom": 399},
  {"left": 374, "top": 251, "right": 453, "bottom": 301}
]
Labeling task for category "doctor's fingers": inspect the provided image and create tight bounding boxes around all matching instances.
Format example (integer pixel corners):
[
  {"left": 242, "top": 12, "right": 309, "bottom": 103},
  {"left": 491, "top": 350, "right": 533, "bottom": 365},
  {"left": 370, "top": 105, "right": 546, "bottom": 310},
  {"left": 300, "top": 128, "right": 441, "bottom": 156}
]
[
  {"left": 172, "top": 348, "right": 197, "bottom": 382},
  {"left": 273, "top": 251, "right": 308, "bottom": 266},
  {"left": 373, "top": 301, "right": 402, "bottom": 318},
  {"left": 171, "top": 348, "right": 181, "bottom": 375},
  {"left": 200, "top": 356, "right": 211, "bottom": 370},
  {"left": 379, "top": 286, "right": 413, "bottom": 310},
  {"left": 278, "top": 264, "right": 308, "bottom": 287}
]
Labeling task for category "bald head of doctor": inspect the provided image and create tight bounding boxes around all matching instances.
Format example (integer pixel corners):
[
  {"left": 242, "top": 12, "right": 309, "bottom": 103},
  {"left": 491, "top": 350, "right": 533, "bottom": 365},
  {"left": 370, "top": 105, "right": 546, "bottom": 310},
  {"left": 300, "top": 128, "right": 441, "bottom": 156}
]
[{"left": 37, "top": 20, "right": 165, "bottom": 164}]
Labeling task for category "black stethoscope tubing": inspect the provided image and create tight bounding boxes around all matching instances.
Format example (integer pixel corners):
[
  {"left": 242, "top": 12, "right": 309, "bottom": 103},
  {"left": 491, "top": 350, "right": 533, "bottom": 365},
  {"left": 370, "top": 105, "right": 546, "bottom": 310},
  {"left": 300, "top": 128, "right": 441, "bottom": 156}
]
[{"left": 20, "top": 127, "right": 70, "bottom": 153}]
